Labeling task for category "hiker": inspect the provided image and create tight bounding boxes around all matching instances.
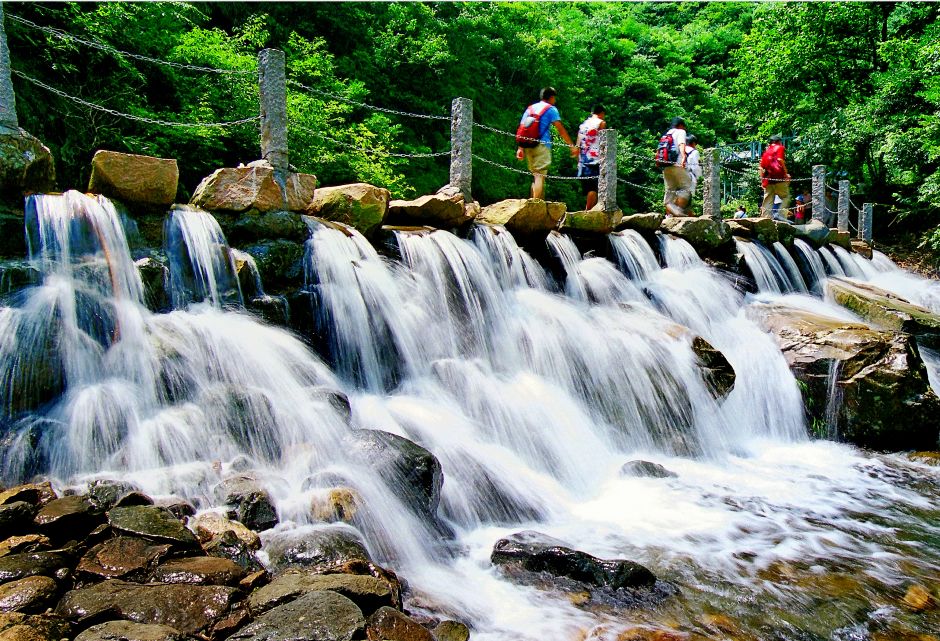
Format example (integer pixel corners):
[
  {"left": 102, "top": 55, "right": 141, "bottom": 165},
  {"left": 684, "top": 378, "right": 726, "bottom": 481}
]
[
  {"left": 686, "top": 134, "right": 702, "bottom": 197},
  {"left": 658, "top": 117, "right": 691, "bottom": 217},
  {"left": 576, "top": 104, "right": 606, "bottom": 210},
  {"left": 733, "top": 205, "right": 748, "bottom": 219},
  {"left": 759, "top": 134, "right": 790, "bottom": 218},
  {"left": 793, "top": 194, "right": 806, "bottom": 223},
  {"left": 515, "top": 87, "right": 577, "bottom": 200}
]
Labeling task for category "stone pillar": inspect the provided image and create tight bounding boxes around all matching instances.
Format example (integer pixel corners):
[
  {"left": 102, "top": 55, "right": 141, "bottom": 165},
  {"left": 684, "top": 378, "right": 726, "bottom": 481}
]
[
  {"left": 811, "top": 165, "right": 826, "bottom": 223},
  {"left": 860, "top": 203, "right": 873, "bottom": 243},
  {"left": 0, "top": 3, "right": 19, "bottom": 130},
  {"left": 702, "top": 148, "right": 721, "bottom": 222},
  {"left": 837, "top": 179, "right": 850, "bottom": 233},
  {"left": 258, "top": 48, "right": 288, "bottom": 173},
  {"left": 449, "top": 97, "right": 473, "bottom": 202},
  {"left": 597, "top": 128, "right": 617, "bottom": 212}
]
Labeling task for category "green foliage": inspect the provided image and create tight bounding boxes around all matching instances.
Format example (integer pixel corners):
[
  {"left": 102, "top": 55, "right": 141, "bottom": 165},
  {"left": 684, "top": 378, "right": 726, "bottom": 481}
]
[{"left": 4, "top": 1, "right": 939, "bottom": 225}]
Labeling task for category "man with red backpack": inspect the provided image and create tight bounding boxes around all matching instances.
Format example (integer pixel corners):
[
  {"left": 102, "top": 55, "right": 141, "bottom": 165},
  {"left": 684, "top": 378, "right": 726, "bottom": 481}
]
[
  {"left": 658, "top": 117, "right": 691, "bottom": 217},
  {"left": 759, "top": 134, "right": 790, "bottom": 218},
  {"left": 515, "top": 87, "right": 577, "bottom": 200}
]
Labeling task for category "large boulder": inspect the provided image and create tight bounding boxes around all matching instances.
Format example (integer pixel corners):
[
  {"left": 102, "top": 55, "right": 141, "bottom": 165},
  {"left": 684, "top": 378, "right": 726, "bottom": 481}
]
[
  {"left": 477, "top": 199, "right": 566, "bottom": 236},
  {"left": 191, "top": 167, "right": 283, "bottom": 213},
  {"left": 827, "top": 229, "right": 852, "bottom": 250},
  {"left": 561, "top": 209, "right": 621, "bottom": 234},
  {"left": 749, "top": 302, "right": 940, "bottom": 450},
  {"left": 726, "top": 217, "right": 778, "bottom": 245},
  {"left": 264, "top": 524, "right": 371, "bottom": 572},
  {"left": 230, "top": 210, "right": 307, "bottom": 243},
  {"left": 386, "top": 192, "right": 473, "bottom": 230},
  {"left": 229, "top": 590, "right": 365, "bottom": 641},
  {"left": 0, "top": 129, "right": 55, "bottom": 199},
  {"left": 661, "top": 216, "right": 731, "bottom": 250},
  {"left": 491, "top": 530, "right": 656, "bottom": 590},
  {"left": 107, "top": 506, "right": 199, "bottom": 549},
  {"left": 365, "top": 607, "right": 433, "bottom": 641},
  {"left": 306, "top": 183, "right": 390, "bottom": 237},
  {"left": 0, "top": 576, "right": 58, "bottom": 613},
  {"left": 248, "top": 570, "right": 397, "bottom": 616},
  {"left": 826, "top": 277, "right": 940, "bottom": 346},
  {"left": 77, "top": 537, "right": 172, "bottom": 582},
  {"left": 791, "top": 219, "right": 830, "bottom": 248},
  {"left": 55, "top": 580, "right": 237, "bottom": 635},
  {"left": 615, "top": 212, "right": 664, "bottom": 233},
  {"left": 87, "top": 151, "right": 178, "bottom": 207},
  {"left": 282, "top": 172, "right": 318, "bottom": 212}
]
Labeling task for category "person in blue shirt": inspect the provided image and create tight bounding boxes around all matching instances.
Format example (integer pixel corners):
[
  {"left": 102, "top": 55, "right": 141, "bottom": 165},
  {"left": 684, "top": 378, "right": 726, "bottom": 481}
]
[{"left": 515, "top": 87, "right": 577, "bottom": 200}]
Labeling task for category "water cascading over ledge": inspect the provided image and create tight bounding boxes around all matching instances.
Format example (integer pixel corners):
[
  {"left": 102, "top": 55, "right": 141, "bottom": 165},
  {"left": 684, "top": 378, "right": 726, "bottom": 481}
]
[{"left": 0, "top": 191, "right": 939, "bottom": 641}]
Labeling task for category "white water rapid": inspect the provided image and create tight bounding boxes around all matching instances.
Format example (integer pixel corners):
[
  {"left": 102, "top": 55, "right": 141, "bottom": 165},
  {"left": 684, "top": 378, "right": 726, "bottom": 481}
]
[{"left": 1, "top": 192, "right": 938, "bottom": 640}]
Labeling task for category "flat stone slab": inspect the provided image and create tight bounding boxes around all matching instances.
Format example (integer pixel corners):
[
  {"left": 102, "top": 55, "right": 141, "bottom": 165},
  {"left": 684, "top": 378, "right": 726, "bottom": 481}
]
[
  {"left": 107, "top": 506, "right": 198, "bottom": 548},
  {"left": 0, "top": 552, "right": 68, "bottom": 582},
  {"left": 77, "top": 537, "right": 172, "bottom": 581},
  {"left": 88, "top": 150, "right": 179, "bottom": 207},
  {"left": 151, "top": 556, "right": 246, "bottom": 586},
  {"left": 615, "top": 212, "right": 663, "bottom": 233},
  {"left": 248, "top": 570, "right": 396, "bottom": 616},
  {"left": 826, "top": 277, "right": 940, "bottom": 344},
  {"left": 229, "top": 590, "right": 364, "bottom": 641},
  {"left": 74, "top": 620, "right": 192, "bottom": 641}
]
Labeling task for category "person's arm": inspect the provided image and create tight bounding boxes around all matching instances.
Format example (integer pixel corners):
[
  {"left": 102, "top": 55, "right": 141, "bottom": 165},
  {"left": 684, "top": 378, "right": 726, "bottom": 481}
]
[
  {"left": 554, "top": 121, "right": 578, "bottom": 157},
  {"left": 678, "top": 143, "right": 687, "bottom": 167}
]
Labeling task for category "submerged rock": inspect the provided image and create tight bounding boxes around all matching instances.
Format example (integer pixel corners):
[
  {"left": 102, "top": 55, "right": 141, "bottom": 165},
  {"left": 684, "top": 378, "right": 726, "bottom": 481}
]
[
  {"left": 229, "top": 590, "right": 365, "bottom": 641},
  {"left": 620, "top": 460, "right": 678, "bottom": 479},
  {"left": 491, "top": 530, "right": 656, "bottom": 590},
  {"left": 264, "top": 524, "right": 371, "bottom": 572}
]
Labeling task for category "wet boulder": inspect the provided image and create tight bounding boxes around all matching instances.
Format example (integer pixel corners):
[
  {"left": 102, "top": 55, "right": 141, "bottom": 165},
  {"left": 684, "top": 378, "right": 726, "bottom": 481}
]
[
  {"left": 386, "top": 192, "right": 473, "bottom": 230},
  {"left": 0, "top": 128, "right": 56, "bottom": 199},
  {"left": 151, "top": 556, "right": 246, "bottom": 586},
  {"left": 561, "top": 209, "right": 621, "bottom": 235},
  {"left": 202, "top": 530, "right": 265, "bottom": 574},
  {"left": 248, "top": 570, "right": 397, "bottom": 616},
  {"left": 826, "top": 277, "right": 940, "bottom": 347},
  {"left": 230, "top": 590, "right": 365, "bottom": 641},
  {"left": 691, "top": 336, "right": 736, "bottom": 399},
  {"left": 0, "top": 552, "right": 68, "bottom": 582},
  {"left": 615, "top": 213, "right": 664, "bottom": 233},
  {"left": 365, "top": 606, "right": 433, "bottom": 641},
  {"left": 310, "top": 487, "right": 361, "bottom": 524},
  {"left": 55, "top": 580, "right": 237, "bottom": 635},
  {"left": 791, "top": 219, "right": 830, "bottom": 248},
  {"left": 0, "top": 483, "right": 56, "bottom": 507},
  {"left": 264, "top": 524, "right": 371, "bottom": 572},
  {"left": 0, "top": 612, "right": 71, "bottom": 641},
  {"left": 241, "top": 239, "right": 305, "bottom": 293},
  {"left": 191, "top": 167, "right": 284, "bottom": 213},
  {"left": 749, "top": 302, "right": 940, "bottom": 450},
  {"left": 86, "top": 479, "right": 152, "bottom": 511},
  {"left": 230, "top": 209, "right": 308, "bottom": 244},
  {"left": 0, "top": 502, "right": 34, "bottom": 535},
  {"left": 306, "top": 183, "right": 390, "bottom": 238},
  {"left": 491, "top": 530, "right": 656, "bottom": 590},
  {"left": 433, "top": 620, "right": 471, "bottom": 641},
  {"left": 346, "top": 429, "right": 443, "bottom": 523},
  {"left": 620, "top": 460, "right": 678, "bottom": 479},
  {"left": 87, "top": 150, "right": 178, "bottom": 207},
  {"left": 661, "top": 216, "right": 731, "bottom": 250},
  {"left": 477, "top": 199, "right": 566, "bottom": 236},
  {"left": 0, "top": 576, "right": 58, "bottom": 613},
  {"left": 726, "top": 217, "right": 778, "bottom": 245},
  {"left": 0, "top": 534, "right": 51, "bottom": 558},
  {"left": 107, "top": 506, "right": 199, "bottom": 549},
  {"left": 74, "top": 620, "right": 193, "bottom": 641},
  {"left": 77, "top": 537, "right": 172, "bottom": 582},
  {"left": 212, "top": 476, "right": 279, "bottom": 532},
  {"left": 34, "top": 495, "right": 102, "bottom": 540},
  {"left": 135, "top": 256, "right": 170, "bottom": 312},
  {"left": 189, "top": 512, "right": 261, "bottom": 550}
]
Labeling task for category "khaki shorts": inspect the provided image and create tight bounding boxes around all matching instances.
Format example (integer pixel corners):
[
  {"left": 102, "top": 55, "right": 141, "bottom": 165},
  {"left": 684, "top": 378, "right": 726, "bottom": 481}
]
[
  {"left": 524, "top": 144, "right": 552, "bottom": 174},
  {"left": 663, "top": 165, "right": 692, "bottom": 205}
]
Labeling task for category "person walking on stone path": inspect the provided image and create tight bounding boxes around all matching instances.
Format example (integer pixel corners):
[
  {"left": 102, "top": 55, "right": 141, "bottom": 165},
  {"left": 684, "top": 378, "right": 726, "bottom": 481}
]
[
  {"left": 686, "top": 134, "right": 702, "bottom": 198},
  {"left": 660, "top": 117, "right": 691, "bottom": 217},
  {"left": 759, "top": 134, "right": 790, "bottom": 218},
  {"left": 515, "top": 87, "right": 577, "bottom": 200},
  {"left": 576, "top": 104, "right": 607, "bottom": 210}
]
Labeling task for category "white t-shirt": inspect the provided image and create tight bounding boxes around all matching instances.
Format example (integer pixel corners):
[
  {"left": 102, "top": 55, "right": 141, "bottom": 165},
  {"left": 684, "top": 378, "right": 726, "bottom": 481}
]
[
  {"left": 668, "top": 127, "right": 687, "bottom": 153},
  {"left": 686, "top": 147, "right": 701, "bottom": 180}
]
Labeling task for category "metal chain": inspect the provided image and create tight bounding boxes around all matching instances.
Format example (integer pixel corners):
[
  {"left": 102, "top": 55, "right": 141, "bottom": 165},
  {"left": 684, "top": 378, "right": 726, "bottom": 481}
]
[
  {"left": 472, "top": 154, "right": 591, "bottom": 180},
  {"left": 293, "top": 124, "right": 450, "bottom": 158},
  {"left": 473, "top": 120, "right": 579, "bottom": 150},
  {"left": 8, "top": 14, "right": 255, "bottom": 76},
  {"left": 14, "top": 70, "right": 260, "bottom": 128},
  {"left": 288, "top": 79, "right": 449, "bottom": 121},
  {"left": 617, "top": 176, "right": 661, "bottom": 193}
]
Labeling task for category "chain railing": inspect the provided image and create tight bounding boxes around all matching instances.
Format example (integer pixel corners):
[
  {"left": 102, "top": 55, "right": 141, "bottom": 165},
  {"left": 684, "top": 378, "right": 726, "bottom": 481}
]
[
  {"left": 293, "top": 124, "right": 450, "bottom": 159},
  {"left": 288, "top": 79, "right": 450, "bottom": 121}
]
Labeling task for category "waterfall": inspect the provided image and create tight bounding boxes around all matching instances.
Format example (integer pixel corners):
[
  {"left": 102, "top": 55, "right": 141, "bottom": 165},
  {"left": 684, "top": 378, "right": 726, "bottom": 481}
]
[
  {"left": 658, "top": 233, "right": 702, "bottom": 270},
  {"left": 773, "top": 242, "right": 809, "bottom": 293},
  {"left": 472, "top": 225, "right": 548, "bottom": 291},
  {"left": 165, "top": 204, "right": 243, "bottom": 308},
  {"left": 735, "top": 239, "right": 791, "bottom": 293},
  {"left": 609, "top": 230, "right": 660, "bottom": 280},
  {"left": 818, "top": 245, "right": 846, "bottom": 277},
  {"left": 792, "top": 238, "right": 828, "bottom": 292}
]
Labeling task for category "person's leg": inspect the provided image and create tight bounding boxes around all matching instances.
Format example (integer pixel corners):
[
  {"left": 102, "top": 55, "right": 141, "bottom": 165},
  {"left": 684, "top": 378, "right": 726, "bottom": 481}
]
[
  {"left": 583, "top": 166, "right": 599, "bottom": 210},
  {"left": 526, "top": 145, "right": 551, "bottom": 200},
  {"left": 585, "top": 191, "right": 598, "bottom": 210},
  {"left": 760, "top": 187, "right": 775, "bottom": 218},
  {"left": 779, "top": 184, "right": 791, "bottom": 221},
  {"left": 532, "top": 173, "right": 545, "bottom": 200}
]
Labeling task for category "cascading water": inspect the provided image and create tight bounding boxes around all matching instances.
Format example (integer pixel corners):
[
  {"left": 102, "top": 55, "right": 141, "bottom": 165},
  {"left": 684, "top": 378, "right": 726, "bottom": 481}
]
[
  {"left": 792, "top": 238, "right": 829, "bottom": 292},
  {"left": 736, "top": 239, "right": 791, "bottom": 293},
  {"left": 1, "top": 193, "right": 938, "bottom": 640},
  {"left": 773, "top": 241, "right": 809, "bottom": 293},
  {"left": 819, "top": 245, "right": 847, "bottom": 277},
  {"left": 165, "top": 204, "right": 243, "bottom": 308}
]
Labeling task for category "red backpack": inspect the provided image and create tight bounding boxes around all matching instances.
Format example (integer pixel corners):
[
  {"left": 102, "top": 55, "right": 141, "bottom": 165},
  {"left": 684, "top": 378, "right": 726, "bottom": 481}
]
[
  {"left": 516, "top": 103, "right": 552, "bottom": 148},
  {"left": 655, "top": 130, "right": 678, "bottom": 169}
]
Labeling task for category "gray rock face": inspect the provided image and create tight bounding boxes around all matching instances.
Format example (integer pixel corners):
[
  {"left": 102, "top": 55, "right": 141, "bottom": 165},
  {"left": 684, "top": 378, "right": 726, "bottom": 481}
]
[
  {"left": 620, "top": 460, "right": 678, "bottom": 479},
  {"left": 0, "top": 576, "right": 58, "bottom": 613},
  {"left": 213, "top": 477, "right": 279, "bottom": 532},
  {"left": 77, "top": 537, "right": 172, "bottom": 581},
  {"left": 74, "top": 620, "right": 192, "bottom": 641},
  {"left": 107, "top": 506, "right": 199, "bottom": 548},
  {"left": 491, "top": 530, "right": 656, "bottom": 590},
  {"left": 229, "top": 590, "right": 365, "bottom": 641},
  {"left": 55, "top": 580, "right": 237, "bottom": 634},
  {"left": 264, "top": 524, "right": 371, "bottom": 572},
  {"left": 248, "top": 570, "right": 396, "bottom": 616}
]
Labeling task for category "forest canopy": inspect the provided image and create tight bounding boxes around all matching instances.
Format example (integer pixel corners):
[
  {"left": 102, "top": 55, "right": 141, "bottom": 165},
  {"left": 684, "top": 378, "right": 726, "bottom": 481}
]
[{"left": 6, "top": 1, "right": 939, "bottom": 240}]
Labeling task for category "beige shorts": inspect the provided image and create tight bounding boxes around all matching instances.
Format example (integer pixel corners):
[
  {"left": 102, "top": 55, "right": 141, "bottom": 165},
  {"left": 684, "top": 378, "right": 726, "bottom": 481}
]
[
  {"left": 663, "top": 165, "right": 692, "bottom": 204},
  {"left": 524, "top": 144, "right": 552, "bottom": 174}
]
